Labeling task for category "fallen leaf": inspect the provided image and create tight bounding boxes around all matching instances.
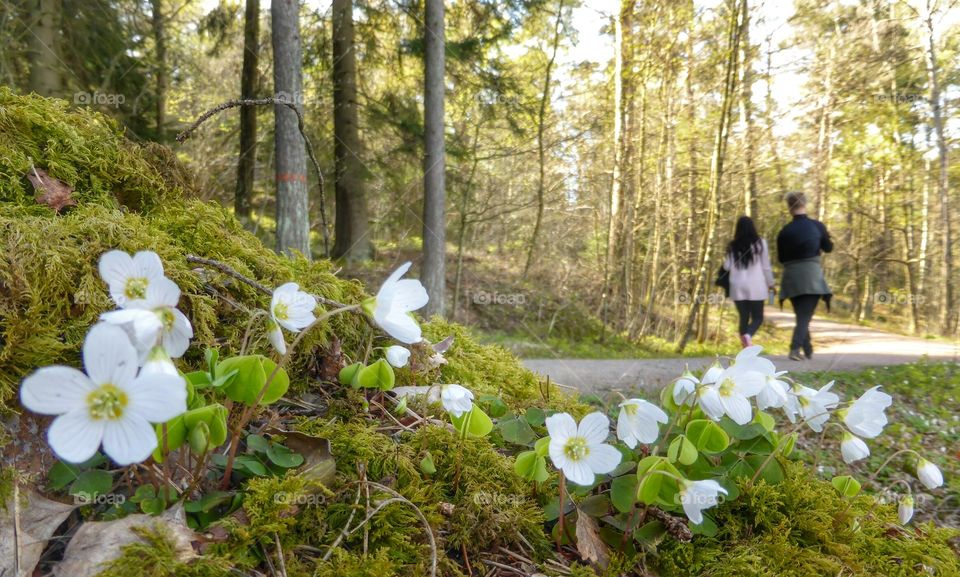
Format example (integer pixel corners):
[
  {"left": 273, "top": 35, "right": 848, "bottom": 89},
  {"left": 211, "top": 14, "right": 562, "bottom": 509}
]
[
  {"left": 26, "top": 167, "right": 76, "bottom": 212},
  {"left": 575, "top": 511, "right": 610, "bottom": 569},
  {"left": 54, "top": 504, "right": 196, "bottom": 577},
  {"left": 0, "top": 486, "right": 77, "bottom": 577},
  {"left": 432, "top": 335, "right": 454, "bottom": 353},
  {"left": 309, "top": 337, "right": 344, "bottom": 383},
  {"left": 263, "top": 427, "right": 336, "bottom": 486}
]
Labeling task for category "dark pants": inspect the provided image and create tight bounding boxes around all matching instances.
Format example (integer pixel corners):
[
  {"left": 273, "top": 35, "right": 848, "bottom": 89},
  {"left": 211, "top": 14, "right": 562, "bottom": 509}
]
[
  {"left": 789, "top": 294, "right": 820, "bottom": 353},
  {"left": 734, "top": 300, "right": 765, "bottom": 336}
]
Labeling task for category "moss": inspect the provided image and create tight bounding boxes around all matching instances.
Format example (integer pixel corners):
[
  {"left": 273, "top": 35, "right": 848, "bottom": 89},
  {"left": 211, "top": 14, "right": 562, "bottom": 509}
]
[
  {"left": 289, "top": 419, "right": 550, "bottom": 574},
  {"left": 95, "top": 525, "right": 233, "bottom": 577},
  {"left": 653, "top": 462, "right": 960, "bottom": 577}
]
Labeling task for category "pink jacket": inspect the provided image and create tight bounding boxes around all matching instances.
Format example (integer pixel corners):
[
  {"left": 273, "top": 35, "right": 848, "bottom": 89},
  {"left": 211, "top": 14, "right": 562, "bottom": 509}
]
[{"left": 722, "top": 239, "right": 774, "bottom": 301}]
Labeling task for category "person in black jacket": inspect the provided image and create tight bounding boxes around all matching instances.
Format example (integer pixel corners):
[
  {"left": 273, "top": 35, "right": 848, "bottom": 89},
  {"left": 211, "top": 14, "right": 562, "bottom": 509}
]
[{"left": 776, "top": 192, "right": 833, "bottom": 361}]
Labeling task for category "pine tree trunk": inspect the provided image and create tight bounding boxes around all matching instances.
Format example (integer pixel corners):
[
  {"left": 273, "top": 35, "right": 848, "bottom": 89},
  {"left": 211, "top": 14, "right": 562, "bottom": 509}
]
[
  {"left": 151, "top": 0, "right": 167, "bottom": 140},
  {"left": 331, "top": 0, "right": 371, "bottom": 262},
  {"left": 678, "top": 0, "right": 742, "bottom": 352},
  {"left": 27, "top": 0, "right": 62, "bottom": 97},
  {"left": 272, "top": 0, "right": 311, "bottom": 258},
  {"left": 235, "top": 0, "right": 260, "bottom": 222},
  {"left": 422, "top": 0, "right": 446, "bottom": 317},
  {"left": 523, "top": 0, "right": 564, "bottom": 277}
]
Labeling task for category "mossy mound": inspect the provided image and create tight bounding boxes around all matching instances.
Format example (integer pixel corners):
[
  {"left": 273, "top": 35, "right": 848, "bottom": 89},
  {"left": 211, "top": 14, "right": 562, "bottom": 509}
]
[
  {"left": 2, "top": 91, "right": 957, "bottom": 577},
  {"left": 655, "top": 462, "right": 960, "bottom": 576}
]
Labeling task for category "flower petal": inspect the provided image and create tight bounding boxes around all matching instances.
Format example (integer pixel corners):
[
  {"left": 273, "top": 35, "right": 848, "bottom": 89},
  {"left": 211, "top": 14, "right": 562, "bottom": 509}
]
[
  {"left": 101, "top": 413, "right": 159, "bottom": 465},
  {"left": 132, "top": 251, "right": 165, "bottom": 281},
  {"left": 144, "top": 276, "right": 181, "bottom": 309},
  {"left": 577, "top": 412, "right": 611, "bottom": 445},
  {"left": 48, "top": 408, "right": 105, "bottom": 464},
  {"left": 584, "top": 443, "right": 621, "bottom": 475},
  {"left": 162, "top": 308, "right": 193, "bottom": 358},
  {"left": 125, "top": 374, "right": 187, "bottom": 423},
  {"left": 563, "top": 459, "right": 595, "bottom": 486},
  {"left": 722, "top": 394, "right": 753, "bottom": 425},
  {"left": 20, "top": 366, "right": 94, "bottom": 415},
  {"left": 83, "top": 323, "right": 139, "bottom": 386},
  {"left": 378, "top": 314, "right": 423, "bottom": 344},
  {"left": 269, "top": 325, "right": 287, "bottom": 355},
  {"left": 545, "top": 412, "right": 577, "bottom": 443}
]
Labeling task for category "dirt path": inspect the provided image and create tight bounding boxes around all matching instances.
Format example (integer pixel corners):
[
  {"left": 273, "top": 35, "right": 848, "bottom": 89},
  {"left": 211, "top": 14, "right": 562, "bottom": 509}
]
[{"left": 521, "top": 307, "right": 960, "bottom": 394}]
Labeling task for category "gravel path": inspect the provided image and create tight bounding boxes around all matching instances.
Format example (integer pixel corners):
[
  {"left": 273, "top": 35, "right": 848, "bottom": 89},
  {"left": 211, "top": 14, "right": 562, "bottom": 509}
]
[{"left": 521, "top": 308, "right": 960, "bottom": 395}]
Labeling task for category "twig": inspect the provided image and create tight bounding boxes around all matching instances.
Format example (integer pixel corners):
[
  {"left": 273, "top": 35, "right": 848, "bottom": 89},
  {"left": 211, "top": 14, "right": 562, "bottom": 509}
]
[
  {"left": 480, "top": 559, "right": 530, "bottom": 576},
  {"left": 274, "top": 533, "right": 288, "bottom": 577},
  {"left": 357, "top": 481, "right": 438, "bottom": 577},
  {"left": 176, "top": 98, "right": 330, "bottom": 257},
  {"left": 322, "top": 482, "right": 364, "bottom": 561},
  {"left": 186, "top": 255, "right": 273, "bottom": 296}
]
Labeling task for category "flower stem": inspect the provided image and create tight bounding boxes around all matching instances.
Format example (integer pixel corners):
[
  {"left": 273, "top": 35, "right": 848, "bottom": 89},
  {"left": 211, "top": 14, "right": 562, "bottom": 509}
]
[
  {"left": 219, "top": 303, "right": 360, "bottom": 489},
  {"left": 556, "top": 471, "right": 566, "bottom": 553}
]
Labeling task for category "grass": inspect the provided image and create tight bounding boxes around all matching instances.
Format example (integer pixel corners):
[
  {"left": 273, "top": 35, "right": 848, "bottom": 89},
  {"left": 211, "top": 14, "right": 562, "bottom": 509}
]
[{"left": 789, "top": 361, "right": 960, "bottom": 526}]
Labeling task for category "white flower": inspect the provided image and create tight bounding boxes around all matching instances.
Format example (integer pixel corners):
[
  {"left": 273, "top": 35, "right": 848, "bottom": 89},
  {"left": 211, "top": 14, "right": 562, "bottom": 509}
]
[
  {"left": 756, "top": 371, "right": 790, "bottom": 410},
  {"left": 697, "top": 364, "right": 765, "bottom": 425},
  {"left": 140, "top": 346, "right": 178, "bottom": 377},
  {"left": 98, "top": 250, "right": 166, "bottom": 309},
  {"left": 386, "top": 345, "right": 411, "bottom": 368},
  {"left": 840, "top": 432, "right": 870, "bottom": 463},
  {"left": 100, "top": 276, "right": 193, "bottom": 360},
  {"left": 19, "top": 324, "right": 187, "bottom": 465},
  {"left": 546, "top": 412, "right": 622, "bottom": 486},
  {"left": 786, "top": 381, "right": 840, "bottom": 432},
  {"left": 732, "top": 345, "right": 776, "bottom": 375},
  {"left": 267, "top": 282, "right": 317, "bottom": 354},
  {"left": 898, "top": 495, "right": 914, "bottom": 524},
  {"left": 366, "top": 262, "right": 429, "bottom": 344},
  {"left": 673, "top": 371, "right": 699, "bottom": 406},
  {"left": 917, "top": 458, "right": 943, "bottom": 489},
  {"left": 440, "top": 384, "right": 473, "bottom": 417},
  {"left": 271, "top": 282, "right": 317, "bottom": 332},
  {"left": 701, "top": 362, "right": 724, "bottom": 386},
  {"left": 616, "top": 399, "right": 669, "bottom": 448},
  {"left": 842, "top": 386, "right": 892, "bottom": 438},
  {"left": 679, "top": 479, "right": 727, "bottom": 525}
]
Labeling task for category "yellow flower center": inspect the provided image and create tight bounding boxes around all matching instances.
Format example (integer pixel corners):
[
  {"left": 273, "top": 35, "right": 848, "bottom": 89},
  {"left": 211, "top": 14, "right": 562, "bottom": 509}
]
[
  {"left": 274, "top": 302, "right": 290, "bottom": 321},
  {"left": 87, "top": 384, "right": 128, "bottom": 420},
  {"left": 623, "top": 403, "right": 638, "bottom": 417},
  {"left": 563, "top": 436, "right": 590, "bottom": 461},
  {"left": 718, "top": 378, "right": 736, "bottom": 397},
  {"left": 157, "top": 308, "right": 175, "bottom": 331},
  {"left": 124, "top": 277, "right": 149, "bottom": 300}
]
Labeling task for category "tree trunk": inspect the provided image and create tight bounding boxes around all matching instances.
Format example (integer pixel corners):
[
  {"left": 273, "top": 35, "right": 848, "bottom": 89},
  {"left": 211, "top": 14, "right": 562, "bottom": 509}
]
[
  {"left": 272, "top": 0, "right": 311, "bottom": 258},
  {"left": 235, "top": 0, "right": 260, "bottom": 222},
  {"left": 678, "top": 0, "right": 742, "bottom": 352},
  {"left": 738, "top": 0, "right": 757, "bottom": 217},
  {"left": 27, "top": 0, "right": 62, "bottom": 97},
  {"left": 523, "top": 0, "right": 564, "bottom": 277},
  {"left": 331, "top": 0, "right": 371, "bottom": 262},
  {"left": 422, "top": 0, "right": 446, "bottom": 317},
  {"left": 151, "top": 0, "right": 167, "bottom": 140},
  {"left": 923, "top": 5, "right": 952, "bottom": 333}
]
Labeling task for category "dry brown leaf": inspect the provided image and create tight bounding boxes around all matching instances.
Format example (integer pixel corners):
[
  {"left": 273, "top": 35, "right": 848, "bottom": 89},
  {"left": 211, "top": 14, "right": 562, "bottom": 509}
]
[
  {"left": 0, "top": 487, "right": 77, "bottom": 577},
  {"left": 54, "top": 504, "right": 196, "bottom": 577},
  {"left": 575, "top": 511, "right": 610, "bottom": 569},
  {"left": 263, "top": 427, "right": 336, "bottom": 486},
  {"left": 25, "top": 167, "right": 76, "bottom": 213}
]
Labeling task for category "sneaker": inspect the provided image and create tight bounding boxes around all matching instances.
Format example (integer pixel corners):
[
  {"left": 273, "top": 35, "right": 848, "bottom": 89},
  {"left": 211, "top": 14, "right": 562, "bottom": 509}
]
[
  {"left": 739, "top": 334, "right": 750, "bottom": 348},
  {"left": 744, "top": 333, "right": 752, "bottom": 347},
  {"left": 789, "top": 349, "right": 804, "bottom": 361},
  {"left": 802, "top": 342, "right": 813, "bottom": 359}
]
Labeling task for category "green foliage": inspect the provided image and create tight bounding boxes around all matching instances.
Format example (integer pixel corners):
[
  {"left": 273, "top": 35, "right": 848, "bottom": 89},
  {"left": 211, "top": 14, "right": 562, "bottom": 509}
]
[{"left": 654, "top": 462, "right": 960, "bottom": 577}]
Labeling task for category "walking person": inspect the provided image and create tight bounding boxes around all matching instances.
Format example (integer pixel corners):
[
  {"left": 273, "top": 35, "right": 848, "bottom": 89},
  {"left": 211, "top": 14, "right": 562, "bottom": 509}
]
[
  {"left": 776, "top": 192, "right": 833, "bottom": 361},
  {"left": 722, "top": 216, "right": 775, "bottom": 348}
]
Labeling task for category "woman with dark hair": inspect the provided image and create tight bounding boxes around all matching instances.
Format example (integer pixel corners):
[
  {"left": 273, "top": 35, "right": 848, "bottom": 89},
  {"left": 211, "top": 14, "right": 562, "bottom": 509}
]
[{"left": 723, "top": 216, "right": 775, "bottom": 348}]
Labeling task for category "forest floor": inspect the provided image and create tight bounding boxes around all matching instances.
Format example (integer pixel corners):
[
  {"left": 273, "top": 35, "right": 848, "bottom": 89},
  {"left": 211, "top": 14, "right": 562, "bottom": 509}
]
[{"left": 522, "top": 307, "right": 960, "bottom": 394}]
